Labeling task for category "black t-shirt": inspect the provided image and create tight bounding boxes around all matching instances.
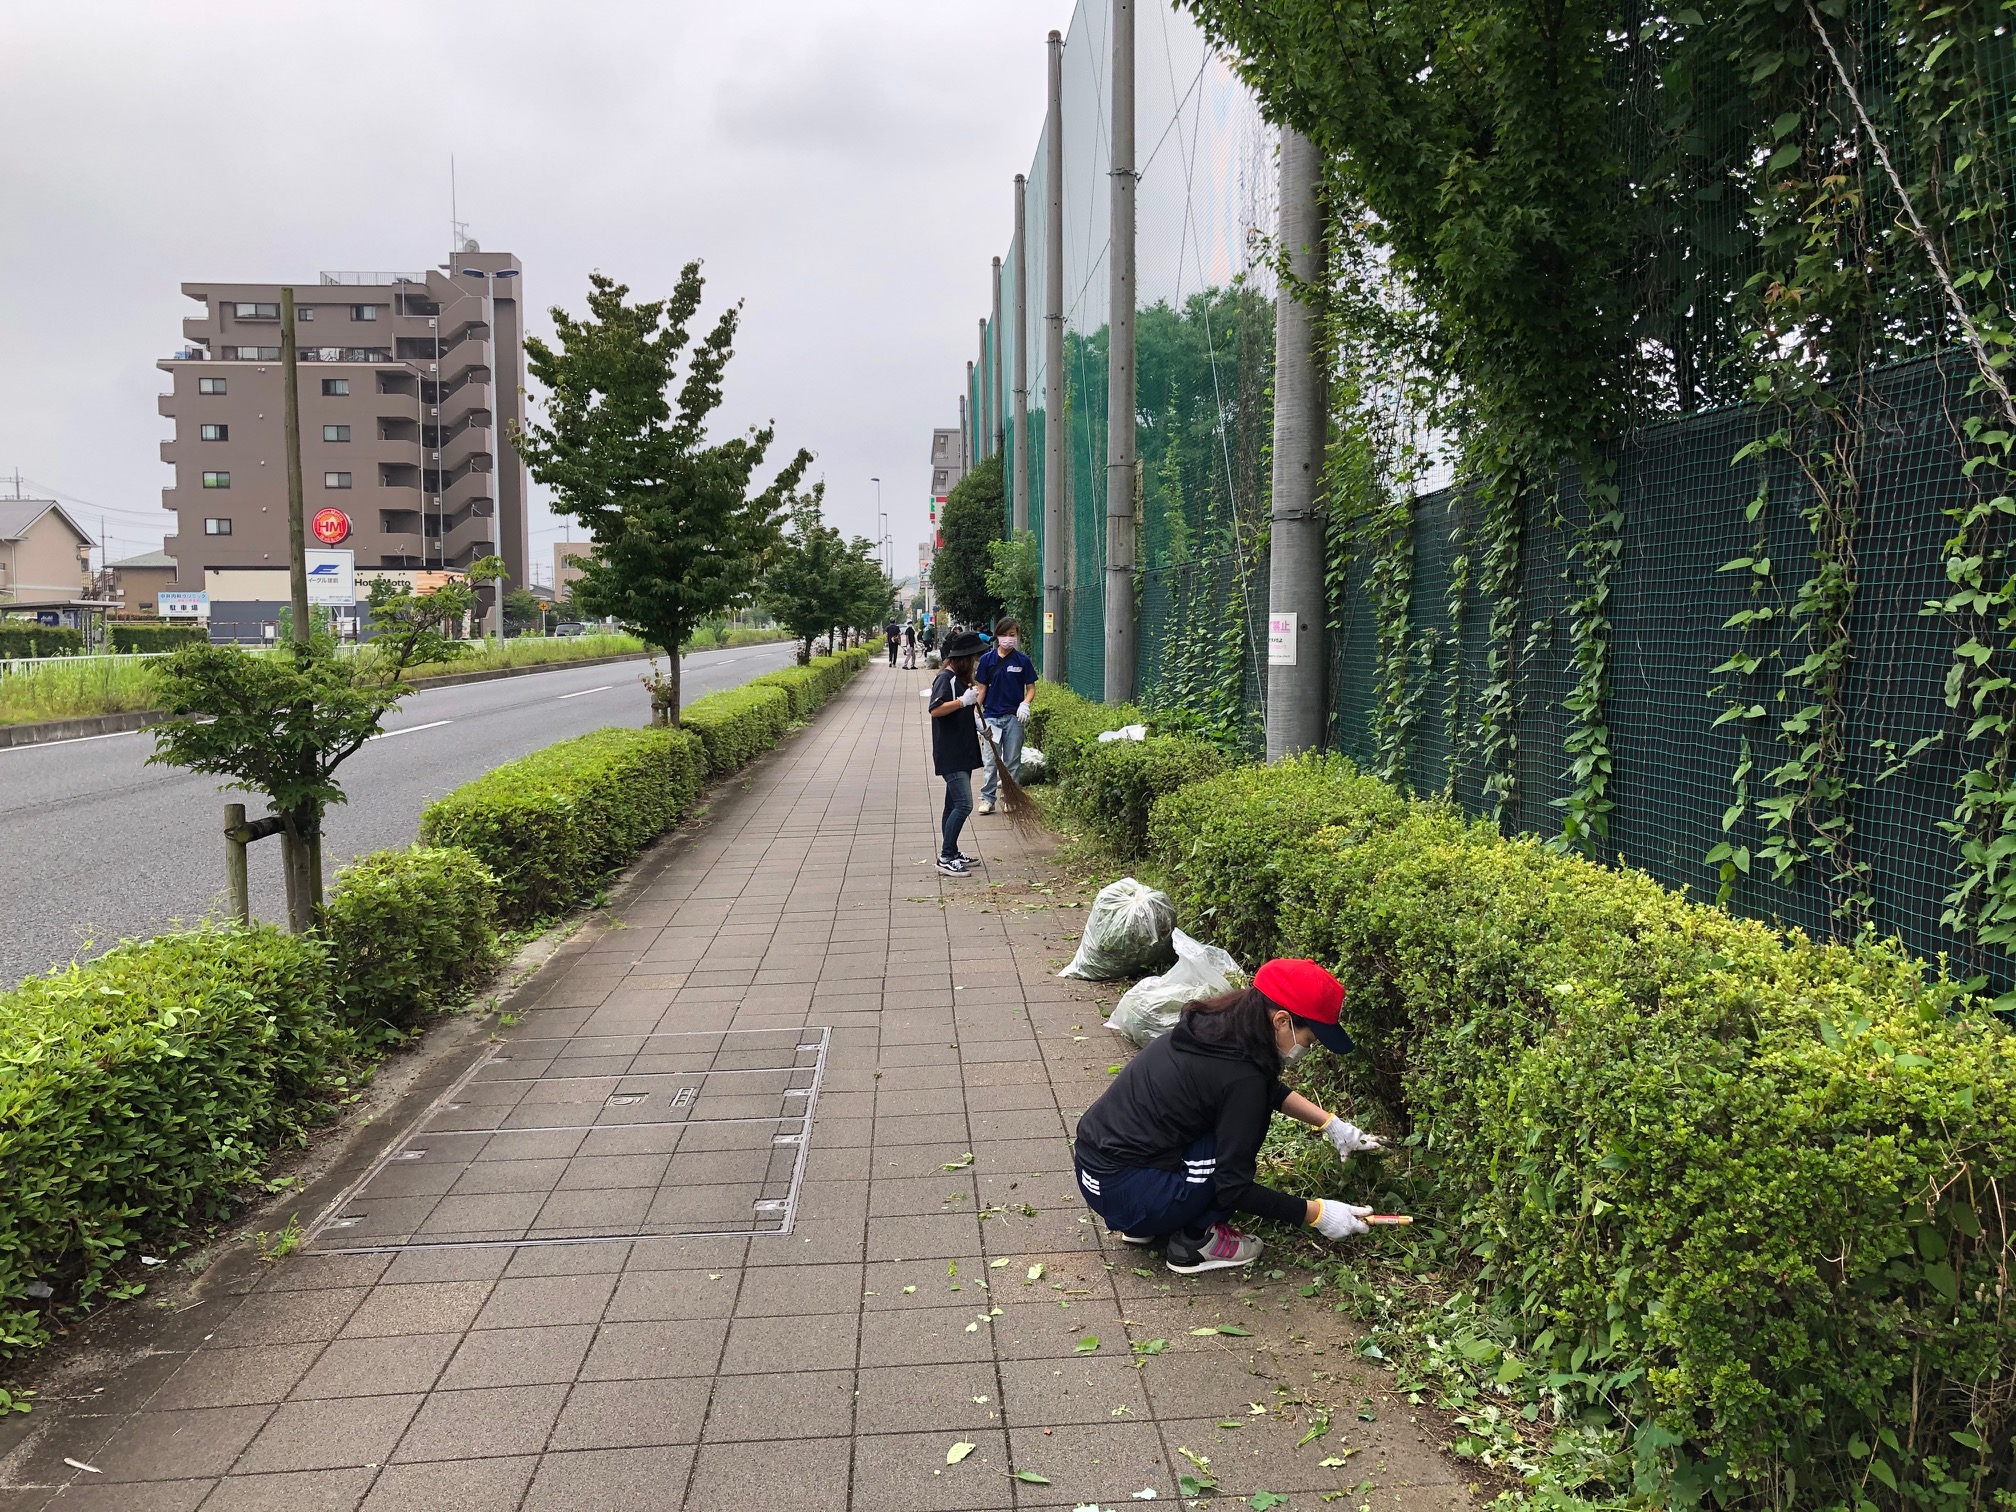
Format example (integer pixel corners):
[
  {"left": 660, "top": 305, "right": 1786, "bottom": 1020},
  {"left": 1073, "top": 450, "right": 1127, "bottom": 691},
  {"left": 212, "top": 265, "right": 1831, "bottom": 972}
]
[{"left": 928, "top": 668, "right": 983, "bottom": 776}]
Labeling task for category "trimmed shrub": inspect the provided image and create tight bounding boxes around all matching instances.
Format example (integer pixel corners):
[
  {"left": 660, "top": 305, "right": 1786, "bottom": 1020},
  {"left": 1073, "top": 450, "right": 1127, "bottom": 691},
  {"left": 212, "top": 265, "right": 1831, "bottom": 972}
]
[
  {"left": 1138, "top": 754, "right": 2016, "bottom": 1506},
  {"left": 0, "top": 624, "right": 83, "bottom": 658},
  {"left": 0, "top": 926, "right": 339, "bottom": 1354},
  {"left": 419, "top": 725, "right": 704, "bottom": 924},
  {"left": 1026, "top": 681, "right": 1145, "bottom": 777},
  {"left": 680, "top": 683, "right": 791, "bottom": 775},
  {"left": 109, "top": 623, "right": 206, "bottom": 654},
  {"left": 749, "top": 648, "right": 862, "bottom": 719},
  {"left": 322, "top": 846, "right": 502, "bottom": 1035},
  {"left": 1144, "top": 754, "right": 1409, "bottom": 962},
  {"left": 1060, "top": 732, "right": 1231, "bottom": 857}
]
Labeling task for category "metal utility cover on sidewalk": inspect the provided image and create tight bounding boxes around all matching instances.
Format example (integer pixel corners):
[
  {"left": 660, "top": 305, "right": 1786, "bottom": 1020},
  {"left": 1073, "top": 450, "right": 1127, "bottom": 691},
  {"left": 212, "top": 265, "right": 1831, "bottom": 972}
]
[{"left": 304, "top": 1027, "right": 830, "bottom": 1253}]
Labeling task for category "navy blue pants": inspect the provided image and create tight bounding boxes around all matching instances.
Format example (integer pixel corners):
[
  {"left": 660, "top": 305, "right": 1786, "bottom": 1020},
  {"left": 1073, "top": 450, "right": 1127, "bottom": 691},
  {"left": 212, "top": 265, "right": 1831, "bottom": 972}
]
[{"left": 1075, "top": 1134, "right": 1227, "bottom": 1238}]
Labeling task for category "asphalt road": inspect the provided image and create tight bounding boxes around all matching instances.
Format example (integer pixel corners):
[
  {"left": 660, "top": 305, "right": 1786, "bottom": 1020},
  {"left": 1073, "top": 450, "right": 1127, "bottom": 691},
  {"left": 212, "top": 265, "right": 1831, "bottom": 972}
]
[{"left": 0, "top": 641, "right": 800, "bottom": 987}]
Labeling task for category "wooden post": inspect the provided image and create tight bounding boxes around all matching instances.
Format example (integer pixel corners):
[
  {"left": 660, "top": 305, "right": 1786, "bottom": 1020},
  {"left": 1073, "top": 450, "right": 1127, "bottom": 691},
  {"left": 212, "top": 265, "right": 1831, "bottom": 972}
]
[{"left": 224, "top": 802, "right": 250, "bottom": 925}]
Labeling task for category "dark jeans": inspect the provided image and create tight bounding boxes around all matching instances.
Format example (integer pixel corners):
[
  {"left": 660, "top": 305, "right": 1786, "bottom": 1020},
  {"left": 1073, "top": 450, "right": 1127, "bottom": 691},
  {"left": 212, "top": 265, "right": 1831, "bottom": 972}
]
[
  {"left": 887, "top": 640, "right": 899, "bottom": 665},
  {"left": 940, "top": 770, "right": 973, "bottom": 859},
  {"left": 1074, "top": 1134, "right": 1226, "bottom": 1238}
]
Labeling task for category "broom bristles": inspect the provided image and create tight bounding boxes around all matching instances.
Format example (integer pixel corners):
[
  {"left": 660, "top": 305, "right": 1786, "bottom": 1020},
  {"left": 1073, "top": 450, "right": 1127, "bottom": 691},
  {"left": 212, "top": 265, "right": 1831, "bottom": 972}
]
[{"left": 977, "top": 719, "right": 1045, "bottom": 834}]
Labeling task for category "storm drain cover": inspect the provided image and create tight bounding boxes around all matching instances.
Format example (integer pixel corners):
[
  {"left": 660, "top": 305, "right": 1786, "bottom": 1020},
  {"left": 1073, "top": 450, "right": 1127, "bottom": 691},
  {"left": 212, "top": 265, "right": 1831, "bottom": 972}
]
[{"left": 304, "top": 1027, "right": 829, "bottom": 1253}]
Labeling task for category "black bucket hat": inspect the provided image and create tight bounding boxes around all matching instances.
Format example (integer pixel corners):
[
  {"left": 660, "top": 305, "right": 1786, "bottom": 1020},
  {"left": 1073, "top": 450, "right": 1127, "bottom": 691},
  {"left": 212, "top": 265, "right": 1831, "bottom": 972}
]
[{"left": 941, "top": 630, "right": 986, "bottom": 659}]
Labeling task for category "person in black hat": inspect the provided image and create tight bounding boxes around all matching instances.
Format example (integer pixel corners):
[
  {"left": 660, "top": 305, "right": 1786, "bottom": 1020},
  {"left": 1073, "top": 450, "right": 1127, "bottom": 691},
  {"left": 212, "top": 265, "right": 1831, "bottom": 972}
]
[{"left": 926, "top": 628, "right": 987, "bottom": 875}]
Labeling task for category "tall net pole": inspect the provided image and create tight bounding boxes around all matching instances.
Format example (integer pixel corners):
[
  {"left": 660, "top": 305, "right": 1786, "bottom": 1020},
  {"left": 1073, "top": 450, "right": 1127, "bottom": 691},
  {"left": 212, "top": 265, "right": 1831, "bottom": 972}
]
[
  {"left": 1042, "top": 29, "right": 1068, "bottom": 684},
  {"left": 1102, "top": 0, "right": 1137, "bottom": 705}
]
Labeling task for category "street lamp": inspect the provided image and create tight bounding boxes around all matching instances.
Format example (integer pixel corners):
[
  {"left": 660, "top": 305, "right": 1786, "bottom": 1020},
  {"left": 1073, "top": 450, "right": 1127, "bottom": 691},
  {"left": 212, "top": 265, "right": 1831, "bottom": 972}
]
[
  {"left": 871, "top": 476, "right": 885, "bottom": 581},
  {"left": 459, "top": 265, "right": 519, "bottom": 639}
]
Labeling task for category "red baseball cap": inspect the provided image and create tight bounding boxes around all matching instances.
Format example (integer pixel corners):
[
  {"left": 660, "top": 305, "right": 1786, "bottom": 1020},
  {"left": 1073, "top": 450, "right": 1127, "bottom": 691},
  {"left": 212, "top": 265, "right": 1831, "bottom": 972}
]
[{"left": 1253, "top": 958, "right": 1354, "bottom": 1054}]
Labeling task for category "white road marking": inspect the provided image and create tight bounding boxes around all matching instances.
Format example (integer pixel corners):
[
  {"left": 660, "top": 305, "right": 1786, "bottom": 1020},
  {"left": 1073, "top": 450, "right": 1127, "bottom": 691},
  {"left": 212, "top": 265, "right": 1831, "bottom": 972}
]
[
  {"left": 0, "top": 729, "right": 141, "bottom": 753},
  {"left": 369, "top": 719, "right": 452, "bottom": 741},
  {"left": 557, "top": 685, "right": 614, "bottom": 699}
]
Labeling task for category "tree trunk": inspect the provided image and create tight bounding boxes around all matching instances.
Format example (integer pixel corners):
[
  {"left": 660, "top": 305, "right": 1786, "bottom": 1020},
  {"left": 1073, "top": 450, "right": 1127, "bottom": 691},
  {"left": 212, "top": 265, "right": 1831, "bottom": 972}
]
[
  {"left": 279, "top": 829, "right": 316, "bottom": 935},
  {"left": 798, "top": 638, "right": 811, "bottom": 665},
  {"left": 660, "top": 646, "right": 683, "bottom": 723}
]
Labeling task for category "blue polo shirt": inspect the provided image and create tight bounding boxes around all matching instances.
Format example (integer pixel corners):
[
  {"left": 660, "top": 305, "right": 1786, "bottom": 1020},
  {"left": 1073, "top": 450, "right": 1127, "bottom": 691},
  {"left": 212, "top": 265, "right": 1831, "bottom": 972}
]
[{"left": 976, "top": 647, "right": 1037, "bottom": 718}]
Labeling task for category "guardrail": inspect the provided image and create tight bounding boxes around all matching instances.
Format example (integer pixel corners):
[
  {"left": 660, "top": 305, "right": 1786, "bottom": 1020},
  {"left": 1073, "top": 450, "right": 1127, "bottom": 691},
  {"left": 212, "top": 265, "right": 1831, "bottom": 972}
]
[{"left": 0, "top": 651, "right": 174, "bottom": 677}]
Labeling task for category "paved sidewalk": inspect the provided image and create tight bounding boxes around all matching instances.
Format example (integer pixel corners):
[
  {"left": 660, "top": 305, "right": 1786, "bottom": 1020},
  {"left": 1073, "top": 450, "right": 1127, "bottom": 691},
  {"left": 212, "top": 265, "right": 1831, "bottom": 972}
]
[{"left": 0, "top": 664, "right": 1478, "bottom": 1512}]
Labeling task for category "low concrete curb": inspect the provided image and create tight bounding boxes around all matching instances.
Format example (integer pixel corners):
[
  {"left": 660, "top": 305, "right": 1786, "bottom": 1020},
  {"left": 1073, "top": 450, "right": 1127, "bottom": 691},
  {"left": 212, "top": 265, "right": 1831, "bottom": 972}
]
[{"left": 0, "top": 651, "right": 660, "bottom": 750}]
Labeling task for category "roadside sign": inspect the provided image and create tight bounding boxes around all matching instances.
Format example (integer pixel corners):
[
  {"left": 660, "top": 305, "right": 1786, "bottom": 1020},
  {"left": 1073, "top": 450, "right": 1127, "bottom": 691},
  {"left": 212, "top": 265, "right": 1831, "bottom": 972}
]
[
  {"left": 311, "top": 507, "right": 351, "bottom": 545},
  {"left": 159, "top": 590, "right": 209, "bottom": 620},
  {"left": 306, "top": 549, "right": 356, "bottom": 606}
]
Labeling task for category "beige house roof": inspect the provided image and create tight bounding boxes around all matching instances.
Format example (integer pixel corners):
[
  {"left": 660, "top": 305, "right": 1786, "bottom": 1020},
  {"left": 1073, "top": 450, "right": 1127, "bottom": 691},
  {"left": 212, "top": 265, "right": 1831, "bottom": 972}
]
[{"left": 0, "top": 498, "right": 93, "bottom": 546}]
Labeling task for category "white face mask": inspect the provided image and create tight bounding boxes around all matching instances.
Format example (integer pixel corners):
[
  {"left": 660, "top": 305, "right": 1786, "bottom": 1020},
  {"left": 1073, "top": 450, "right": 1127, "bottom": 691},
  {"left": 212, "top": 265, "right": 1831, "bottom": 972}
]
[
  {"left": 1282, "top": 1039, "right": 1310, "bottom": 1065},
  {"left": 998, "top": 636, "right": 1018, "bottom": 651}
]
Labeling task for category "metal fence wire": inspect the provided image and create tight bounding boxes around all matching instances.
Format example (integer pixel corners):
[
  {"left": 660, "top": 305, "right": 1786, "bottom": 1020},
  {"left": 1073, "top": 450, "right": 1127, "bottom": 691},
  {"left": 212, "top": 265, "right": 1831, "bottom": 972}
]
[{"left": 981, "top": 1, "right": 2015, "bottom": 982}]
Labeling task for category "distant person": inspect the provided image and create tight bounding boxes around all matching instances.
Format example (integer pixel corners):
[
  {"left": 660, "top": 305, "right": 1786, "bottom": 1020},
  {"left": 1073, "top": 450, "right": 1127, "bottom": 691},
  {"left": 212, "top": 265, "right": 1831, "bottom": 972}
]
[
  {"left": 973, "top": 617, "right": 1037, "bottom": 816},
  {"left": 901, "top": 622, "right": 918, "bottom": 669},
  {"left": 926, "top": 629, "right": 987, "bottom": 876},
  {"left": 886, "top": 621, "right": 901, "bottom": 667}
]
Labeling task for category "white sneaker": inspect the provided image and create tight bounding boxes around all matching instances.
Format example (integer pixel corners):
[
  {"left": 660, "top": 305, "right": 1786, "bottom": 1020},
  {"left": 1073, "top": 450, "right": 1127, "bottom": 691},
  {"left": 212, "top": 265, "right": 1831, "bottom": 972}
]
[
  {"left": 935, "top": 857, "right": 969, "bottom": 876},
  {"left": 977, "top": 799, "right": 995, "bottom": 815}
]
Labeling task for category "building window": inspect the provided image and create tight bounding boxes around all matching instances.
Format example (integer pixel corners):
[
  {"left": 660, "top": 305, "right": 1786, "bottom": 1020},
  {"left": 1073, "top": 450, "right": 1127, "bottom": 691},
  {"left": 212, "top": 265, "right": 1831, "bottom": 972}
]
[
  {"left": 323, "top": 424, "right": 350, "bottom": 442},
  {"left": 204, "top": 517, "right": 233, "bottom": 535},
  {"left": 350, "top": 305, "right": 378, "bottom": 322},
  {"left": 198, "top": 376, "right": 226, "bottom": 395},
  {"left": 202, "top": 471, "right": 230, "bottom": 489},
  {"left": 324, "top": 472, "right": 352, "bottom": 489},
  {"left": 234, "top": 302, "right": 280, "bottom": 319},
  {"left": 322, "top": 377, "right": 349, "bottom": 396},
  {"left": 227, "top": 346, "right": 279, "bottom": 360},
  {"left": 199, "top": 423, "right": 228, "bottom": 441},
  {"left": 298, "top": 307, "right": 314, "bottom": 320}
]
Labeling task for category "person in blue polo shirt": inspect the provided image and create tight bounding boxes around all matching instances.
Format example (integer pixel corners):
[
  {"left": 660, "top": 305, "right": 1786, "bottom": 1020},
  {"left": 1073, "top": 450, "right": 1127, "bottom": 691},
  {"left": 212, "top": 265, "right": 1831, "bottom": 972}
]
[{"left": 973, "top": 617, "right": 1037, "bottom": 815}]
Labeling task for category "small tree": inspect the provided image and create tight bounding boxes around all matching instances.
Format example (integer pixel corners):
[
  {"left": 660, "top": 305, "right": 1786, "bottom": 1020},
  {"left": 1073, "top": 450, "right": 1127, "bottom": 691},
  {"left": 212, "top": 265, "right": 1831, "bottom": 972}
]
[
  {"left": 147, "top": 569, "right": 488, "bottom": 932},
  {"left": 516, "top": 268, "right": 811, "bottom": 719},
  {"left": 935, "top": 453, "right": 1005, "bottom": 626},
  {"left": 759, "top": 484, "right": 853, "bottom": 662},
  {"left": 985, "top": 529, "right": 1040, "bottom": 631},
  {"left": 837, "top": 537, "right": 896, "bottom": 642},
  {"left": 503, "top": 588, "right": 546, "bottom": 636}
]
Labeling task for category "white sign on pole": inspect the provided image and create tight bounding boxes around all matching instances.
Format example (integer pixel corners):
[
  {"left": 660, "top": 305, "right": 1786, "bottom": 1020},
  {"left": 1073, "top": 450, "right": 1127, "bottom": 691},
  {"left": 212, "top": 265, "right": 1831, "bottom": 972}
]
[
  {"left": 158, "top": 590, "right": 209, "bottom": 620},
  {"left": 1267, "top": 612, "right": 1297, "bottom": 667},
  {"left": 306, "top": 549, "right": 356, "bottom": 607}
]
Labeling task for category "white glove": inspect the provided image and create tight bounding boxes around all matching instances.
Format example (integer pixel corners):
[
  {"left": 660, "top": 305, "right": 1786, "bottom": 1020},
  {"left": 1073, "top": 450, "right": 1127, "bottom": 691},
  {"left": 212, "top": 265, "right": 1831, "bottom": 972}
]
[
  {"left": 1322, "top": 1117, "right": 1385, "bottom": 1161},
  {"left": 1310, "top": 1200, "right": 1372, "bottom": 1240},
  {"left": 958, "top": 686, "right": 980, "bottom": 707},
  {"left": 1016, "top": 700, "right": 1032, "bottom": 723}
]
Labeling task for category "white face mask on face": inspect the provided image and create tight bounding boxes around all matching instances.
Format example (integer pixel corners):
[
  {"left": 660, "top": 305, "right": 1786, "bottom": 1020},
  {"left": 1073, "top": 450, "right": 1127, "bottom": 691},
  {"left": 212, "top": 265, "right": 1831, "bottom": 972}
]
[
  {"left": 1282, "top": 1039, "right": 1311, "bottom": 1065},
  {"left": 998, "top": 636, "right": 1018, "bottom": 651}
]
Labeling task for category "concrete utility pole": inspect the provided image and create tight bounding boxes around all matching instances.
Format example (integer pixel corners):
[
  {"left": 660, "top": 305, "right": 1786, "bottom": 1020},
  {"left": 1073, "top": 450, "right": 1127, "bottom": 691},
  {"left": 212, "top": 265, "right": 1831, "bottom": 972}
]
[
  {"left": 991, "top": 256, "right": 1006, "bottom": 463},
  {"left": 279, "top": 287, "right": 310, "bottom": 647},
  {"left": 1102, "top": 0, "right": 1138, "bottom": 706},
  {"left": 1266, "top": 130, "right": 1330, "bottom": 760},
  {"left": 1042, "top": 28, "right": 1068, "bottom": 685},
  {"left": 1012, "top": 176, "right": 1031, "bottom": 535},
  {"left": 977, "top": 318, "right": 992, "bottom": 460},
  {"left": 963, "top": 369, "right": 974, "bottom": 467}
]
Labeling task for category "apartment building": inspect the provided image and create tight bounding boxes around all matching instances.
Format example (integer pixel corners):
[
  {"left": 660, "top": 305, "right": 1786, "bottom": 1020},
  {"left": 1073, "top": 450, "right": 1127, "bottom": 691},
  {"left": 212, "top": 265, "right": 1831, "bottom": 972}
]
[
  {"left": 157, "top": 252, "right": 530, "bottom": 612},
  {"left": 929, "top": 425, "right": 967, "bottom": 503}
]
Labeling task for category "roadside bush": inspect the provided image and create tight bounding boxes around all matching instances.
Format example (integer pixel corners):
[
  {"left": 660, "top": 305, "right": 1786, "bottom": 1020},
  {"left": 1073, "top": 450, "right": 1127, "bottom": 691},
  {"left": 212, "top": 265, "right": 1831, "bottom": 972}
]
[
  {"left": 1137, "top": 754, "right": 2016, "bottom": 1507},
  {"left": 749, "top": 648, "right": 858, "bottom": 720},
  {"left": 1060, "top": 732, "right": 1230, "bottom": 857},
  {"left": 109, "top": 623, "right": 206, "bottom": 654},
  {"left": 680, "top": 683, "right": 791, "bottom": 775},
  {"left": 0, "top": 625, "right": 83, "bottom": 658},
  {"left": 322, "top": 846, "right": 501, "bottom": 1036},
  {"left": 1027, "top": 682, "right": 1145, "bottom": 777},
  {"left": 1144, "top": 754, "right": 1409, "bottom": 962},
  {"left": 420, "top": 725, "right": 704, "bottom": 924},
  {"left": 0, "top": 926, "right": 339, "bottom": 1355}
]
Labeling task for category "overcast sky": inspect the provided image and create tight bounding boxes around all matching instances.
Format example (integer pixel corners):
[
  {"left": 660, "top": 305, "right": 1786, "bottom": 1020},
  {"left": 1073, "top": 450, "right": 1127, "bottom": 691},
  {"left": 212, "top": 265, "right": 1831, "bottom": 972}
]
[{"left": 0, "top": 0, "right": 1074, "bottom": 580}]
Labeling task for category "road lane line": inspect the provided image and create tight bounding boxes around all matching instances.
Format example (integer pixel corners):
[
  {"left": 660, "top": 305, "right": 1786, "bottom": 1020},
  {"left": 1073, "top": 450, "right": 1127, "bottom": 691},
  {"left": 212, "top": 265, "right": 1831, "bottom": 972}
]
[
  {"left": 0, "top": 729, "right": 141, "bottom": 753},
  {"left": 369, "top": 719, "right": 452, "bottom": 741},
  {"left": 557, "top": 685, "right": 614, "bottom": 699}
]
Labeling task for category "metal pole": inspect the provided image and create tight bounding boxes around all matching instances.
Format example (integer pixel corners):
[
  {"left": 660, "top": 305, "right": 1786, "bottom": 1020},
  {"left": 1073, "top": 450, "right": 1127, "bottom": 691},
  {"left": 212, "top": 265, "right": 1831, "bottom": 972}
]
[
  {"left": 991, "top": 256, "right": 1006, "bottom": 463},
  {"left": 279, "top": 287, "right": 310, "bottom": 646},
  {"left": 224, "top": 803, "right": 250, "bottom": 925},
  {"left": 1012, "top": 175, "right": 1031, "bottom": 536},
  {"left": 1041, "top": 28, "right": 1068, "bottom": 686},
  {"left": 977, "top": 319, "right": 993, "bottom": 460},
  {"left": 1267, "top": 128, "right": 1330, "bottom": 760},
  {"left": 962, "top": 370, "right": 974, "bottom": 468},
  {"left": 1102, "top": 0, "right": 1138, "bottom": 706}
]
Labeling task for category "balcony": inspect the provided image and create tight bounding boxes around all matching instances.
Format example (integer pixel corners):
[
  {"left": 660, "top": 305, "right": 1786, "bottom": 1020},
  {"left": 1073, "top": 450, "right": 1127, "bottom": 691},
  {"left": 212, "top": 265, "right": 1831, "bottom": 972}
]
[
  {"left": 319, "top": 270, "right": 429, "bottom": 286},
  {"left": 298, "top": 347, "right": 393, "bottom": 364}
]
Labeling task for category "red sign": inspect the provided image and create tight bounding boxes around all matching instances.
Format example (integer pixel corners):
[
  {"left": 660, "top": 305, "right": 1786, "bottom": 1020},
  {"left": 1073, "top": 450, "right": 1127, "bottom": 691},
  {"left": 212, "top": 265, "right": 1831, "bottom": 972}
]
[{"left": 311, "top": 507, "right": 351, "bottom": 545}]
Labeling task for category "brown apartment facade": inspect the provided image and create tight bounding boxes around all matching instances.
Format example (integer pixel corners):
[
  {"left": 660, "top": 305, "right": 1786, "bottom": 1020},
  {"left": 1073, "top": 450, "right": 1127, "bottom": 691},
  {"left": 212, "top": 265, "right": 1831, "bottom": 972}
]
[{"left": 158, "top": 253, "right": 530, "bottom": 611}]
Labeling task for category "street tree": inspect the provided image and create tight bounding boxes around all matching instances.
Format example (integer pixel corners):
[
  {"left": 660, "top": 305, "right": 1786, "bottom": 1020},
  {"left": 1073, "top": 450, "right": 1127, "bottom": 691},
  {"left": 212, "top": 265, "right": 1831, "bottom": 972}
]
[
  {"left": 759, "top": 484, "right": 854, "bottom": 662},
  {"left": 934, "top": 453, "right": 1004, "bottom": 626},
  {"left": 516, "top": 268, "right": 811, "bottom": 719},
  {"left": 837, "top": 536, "right": 896, "bottom": 642},
  {"left": 147, "top": 568, "right": 490, "bottom": 932}
]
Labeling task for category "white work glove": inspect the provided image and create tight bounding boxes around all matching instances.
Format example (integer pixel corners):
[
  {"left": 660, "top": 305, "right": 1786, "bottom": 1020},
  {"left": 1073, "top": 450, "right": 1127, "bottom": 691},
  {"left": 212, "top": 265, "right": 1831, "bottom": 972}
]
[
  {"left": 958, "top": 686, "right": 981, "bottom": 707},
  {"left": 1322, "top": 1117, "right": 1385, "bottom": 1161},
  {"left": 1016, "top": 700, "right": 1032, "bottom": 724},
  {"left": 1310, "top": 1200, "right": 1372, "bottom": 1240}
]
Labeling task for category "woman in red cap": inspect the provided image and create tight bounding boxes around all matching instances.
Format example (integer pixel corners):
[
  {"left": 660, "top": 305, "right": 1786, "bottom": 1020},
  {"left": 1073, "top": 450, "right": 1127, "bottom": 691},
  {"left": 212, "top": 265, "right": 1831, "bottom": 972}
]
[{"left": 1072, "top": 957, "right": 1383, "bottom": 1273}]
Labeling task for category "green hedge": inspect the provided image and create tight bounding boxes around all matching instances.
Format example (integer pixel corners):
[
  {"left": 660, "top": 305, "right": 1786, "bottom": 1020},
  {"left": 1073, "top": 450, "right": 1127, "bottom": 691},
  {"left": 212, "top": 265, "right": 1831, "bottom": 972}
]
[
  {"left": 322, "top": 846, "right": 501, "bottom": 1036},
  {"left": 0, "top": 625, "right": 83, "bottom": 658},
  {"left": 749, "top": 649, "right": 863, "bottom": 720},
  {"left": 419, "top": 725, "right": 705, "bottom": 925},
  {"left": 680, "top": 684, "right": 791, "bottom": 776},
  {"left": 0, "top": 926, "right": 340, "bottom": 1354},
  {"left": 1060, "top": 731, "right": 1231, "bottom": 857},
  {"left": 1136, "top": 759, "right": 2016, "bottom": 1508},
  {"left": 1027, "top": 681, "right": 1146, "bottom": 776},
  {"left": 109, "top": 623, "right": 206, "bottom": 654}
]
